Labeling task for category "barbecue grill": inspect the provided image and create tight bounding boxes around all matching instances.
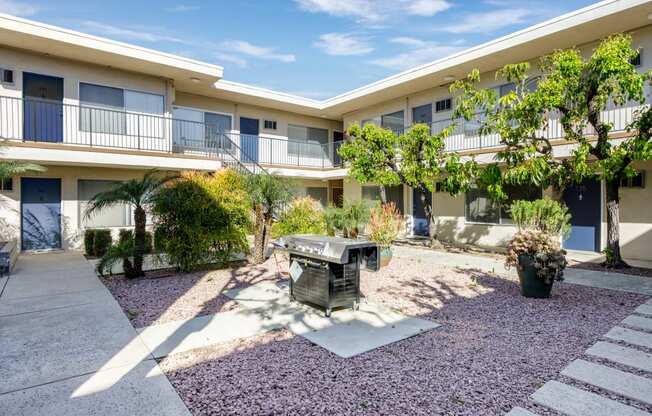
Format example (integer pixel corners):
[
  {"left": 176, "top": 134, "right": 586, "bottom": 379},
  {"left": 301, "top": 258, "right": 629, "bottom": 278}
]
[{"left": 275, "top": 235, "right": 379, "bottom": 317}]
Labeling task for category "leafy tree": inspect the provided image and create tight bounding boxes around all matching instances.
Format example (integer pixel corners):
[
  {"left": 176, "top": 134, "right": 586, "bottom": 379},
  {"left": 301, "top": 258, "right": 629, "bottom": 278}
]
[
  {"left": 85, "top": 170, "right": 173, "bottom": 278},
  {"left": 271, "top": 196, "right": 327, "bottom": 238},
  {"left": 451, "top": 34, "right": 652, "bottom": 267},
  {"left": 340, "top": 123, "right": 477, "bottom": 243},
  {"left": 0, "top": 140, "right": 46, "bottom": 178},
  {"left": 154, "top": 169, "right": 251, "bottom": 272},
  {"left": 246, "top": 174, "right": 294, "bottom": 264}
]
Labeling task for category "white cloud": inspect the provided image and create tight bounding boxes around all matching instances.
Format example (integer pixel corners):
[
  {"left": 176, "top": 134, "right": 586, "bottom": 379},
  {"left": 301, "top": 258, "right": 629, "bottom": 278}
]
[
  {"left": 0, "top": 0, "right": 40, "bottom": 16},
  {"left": 164, "top": 4, "right": 200, "bottom": 12},
  {"left": 314, "top": 33, "right": 374, "bottom": 56},
  {"left": 213, "top": 51, "right": 248, "bottom": 68},
  {"left": 371, "top": 37, "right": 465, "bottom": 71},
  {"left": 439, "top": 8, "right": 533, "bottom": 33},
  {"left": 221, "top": 40, "right": 296, "bottom": 63},
  {"left": 80, "top": 21, "right": 186, "bottom": 43},
  {"left": 295, "top": 0, "right": 450, "bottom": 23}
]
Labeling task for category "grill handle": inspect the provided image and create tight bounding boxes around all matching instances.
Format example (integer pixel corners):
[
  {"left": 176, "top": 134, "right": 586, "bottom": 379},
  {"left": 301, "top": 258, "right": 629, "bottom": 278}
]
[{"left": 293, "top": 256, "right": 329, "bottom": 269}]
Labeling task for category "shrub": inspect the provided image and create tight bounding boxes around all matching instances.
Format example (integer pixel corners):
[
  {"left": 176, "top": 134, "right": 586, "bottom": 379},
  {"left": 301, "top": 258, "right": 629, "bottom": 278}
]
[
  {"left": 83, "top": 229, "right": 96, "bottom": 256},
  {"left": 510, "top": 198, "right": 571, "bottom": 237},
  {"left": 272, "top": 196, "right": 327, "bottom": 237},
  {"left": 505, "top": 230, "right": 567, "bottom": 283},
  {"left": 367, "top": 202, "right": 404, "bottom": 248},
  {"left": 153, "top": 169, "right": 251, "bottom": 272},
  {"left": 118, "top": 229, "right": 152, "bottom": 254},
  {"left": 96, "top": 239, "right": 136, "bottom": 278},
  {"left": 323, "top": 199, "right": 370, "bottom": 238},
  {"left": 153, "top": 226, "right": 168, "bottom": 253},
  {"left": 92, "top": 229, "right": 112, "bottom": 257}
]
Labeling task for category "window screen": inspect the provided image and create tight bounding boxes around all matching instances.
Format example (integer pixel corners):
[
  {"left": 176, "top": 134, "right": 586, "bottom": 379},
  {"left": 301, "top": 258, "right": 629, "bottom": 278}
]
[
  {"left": 172, "top": 107, "right": 203, "bottom": 148},
  {"left": 124, "top": 90, "right": 164, "bottom": 115},
  {"left": 78, "top": 180, "right": 132, "bottom": 228},
  {"left": 465, "top": 186, "right": 500, "bottom": 224}
]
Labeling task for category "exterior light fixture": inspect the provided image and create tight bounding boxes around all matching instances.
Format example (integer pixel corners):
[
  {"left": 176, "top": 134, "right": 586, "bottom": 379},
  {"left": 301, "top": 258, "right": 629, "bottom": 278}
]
[{"left": 190, "top": 77, "right": 201, "bottom": 83}]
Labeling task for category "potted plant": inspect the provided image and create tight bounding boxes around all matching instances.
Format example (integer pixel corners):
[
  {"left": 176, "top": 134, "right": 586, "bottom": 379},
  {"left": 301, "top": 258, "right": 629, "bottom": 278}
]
[
  {"left": 324, "top": 200, "right": 370, "bottom": 239},
  {"left": 367, "top": 202, "right": 404, "bottom": 267},
  {"left": 505, "top": 198, "right": 571, "bottom": 298}
]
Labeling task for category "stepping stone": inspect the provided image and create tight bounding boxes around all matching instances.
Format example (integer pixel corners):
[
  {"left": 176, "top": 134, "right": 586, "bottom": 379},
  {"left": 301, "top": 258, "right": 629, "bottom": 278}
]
[
  {"left": 606, "top": 327, "right": 652, "bottom": 349},
  {"left": 623, "top": 315, "right": 652, "bottom": 331},
  {"left": 506, "top": 407, "right": 539, "bottom": 416},
  {"left": 635, "top": 303, "right": 652, "bottom": 316},
  {"left": 587, "top": 341, "right": 652, "bottom": 372},
  {"left": 561, "top": 359, "right": 652, "bottom": 405},
  {"left": 531, "top": 381, "right": 651, "bottom": 416}
]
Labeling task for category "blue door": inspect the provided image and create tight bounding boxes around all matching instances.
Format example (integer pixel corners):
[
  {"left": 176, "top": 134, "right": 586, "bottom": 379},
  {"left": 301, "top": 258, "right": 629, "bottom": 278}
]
[
  {"left": 239, "top": 117, "right": 259, "bottom": 163},
  {"left": 563, "top": 178, "right": 601, "bottom": 251},
  {"left": 23, "top": 73, "right": 64, "bottom": 143},
  {"left": 412, "top": 188, "right": 431, "bottom": 236},
  {"left": 21, "top": 178, "right": 62, "bottom": 250}
]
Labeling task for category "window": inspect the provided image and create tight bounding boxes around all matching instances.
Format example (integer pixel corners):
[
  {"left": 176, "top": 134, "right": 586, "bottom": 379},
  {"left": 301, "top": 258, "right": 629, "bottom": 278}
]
[
  {"left": 362, "top": 185, "right": 404, "bottom": 214},
  {"left": 631, "top": 50, "right": 643, "bottom": 67},
  {"left": 0, "top": 177, "right": 12, "bottom": 191},
  {"left": 172, "top": 107, "right": 232, "bottom": 150},
  {"left": 381, "top": 111, "right": 404, "bottom": 134},
  {"left": 361, "top": 117, "right": 380, "bottom": 127},
  {"left": 621, "top": 171, "right": 646, "bottom": 188},
  {"left": 435, "top": 98, "right": 451, "bottom": 113},
  {"left": 264, "top": 120, "right": 277, "bottom": 130},
  {"left": 1, "top": 69, "right": 14, "bottom": 84},
  {"left": 78, "top": 180, "right": 132, "bottom": 228},
  {"left": 412, "top": 104, "right": 432, "bottom": 124},
  {"left": 499, "top": 83, "right": 516, "bottom": 97},
  {"left": 79, "top": 83, "right": 164, "bottom": 136},
  {"left": 465, "top": 184, "right": 542, "bottom": 224},
  {"left": 306, "top": 187, "right": 328, "bottom": 207},
  {"left": 287, "top": 125, "right": 328, "bottom": 158}
]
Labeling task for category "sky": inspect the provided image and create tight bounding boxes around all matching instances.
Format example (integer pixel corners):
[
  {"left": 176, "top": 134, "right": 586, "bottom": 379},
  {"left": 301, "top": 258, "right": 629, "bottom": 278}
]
[{"left": 1, "top": 0, "right": 599, "bottom": 100}]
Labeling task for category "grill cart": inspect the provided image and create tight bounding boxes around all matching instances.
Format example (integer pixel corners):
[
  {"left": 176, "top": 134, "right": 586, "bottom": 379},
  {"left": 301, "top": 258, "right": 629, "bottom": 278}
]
[{"left": 275, "top": 235, "right": 379, "bottom": 317}]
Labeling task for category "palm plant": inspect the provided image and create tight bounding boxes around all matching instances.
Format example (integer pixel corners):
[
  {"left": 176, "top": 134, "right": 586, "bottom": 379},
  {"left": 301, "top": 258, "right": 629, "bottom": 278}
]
[
  {"left": 0, "top": 140, "right": 46, "bottom": 178},
  {"left": 96, "top": 238, "right": 135, "bottom": 277},
  {"left": 85, "top": 170, "right": 173, "bottom": 278},
  {"left": 246, "top": 174, "right": 294, "bottom": 264}
]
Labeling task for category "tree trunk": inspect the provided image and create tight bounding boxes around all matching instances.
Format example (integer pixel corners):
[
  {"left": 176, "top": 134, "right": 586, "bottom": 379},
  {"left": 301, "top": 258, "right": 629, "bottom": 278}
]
[
  {"left": 417, "top": 184, "right": 440, "bottom": 248},
  {"left": 252, "top": 204, "right": 266, "bottom": 265},
  {"left": 132, "top": 206, "right": 146, "bottom": 277},
  {"left": 604, "top": 179, "right": 628, "bottom": 268}
]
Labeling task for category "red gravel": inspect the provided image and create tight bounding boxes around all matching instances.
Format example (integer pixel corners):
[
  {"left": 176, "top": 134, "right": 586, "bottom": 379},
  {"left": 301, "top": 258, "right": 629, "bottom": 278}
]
[
  {"left": 101, "top": 256, "right": 286, "bottom": 328},
  {"left": 155, "top": 255, "right": 649, "bottom": 416}
]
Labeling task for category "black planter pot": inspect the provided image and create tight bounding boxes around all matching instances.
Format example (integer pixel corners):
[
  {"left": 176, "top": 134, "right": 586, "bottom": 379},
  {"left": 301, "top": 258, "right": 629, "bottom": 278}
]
[{"left": 517, "top": 254, "right": 554, "bottom": 298}]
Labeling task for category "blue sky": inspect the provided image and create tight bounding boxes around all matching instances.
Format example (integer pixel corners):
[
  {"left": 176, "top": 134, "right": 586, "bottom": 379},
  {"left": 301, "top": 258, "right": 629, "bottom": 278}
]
[{"left": 2, "top": 0, "right": 597, "bottom": 99}]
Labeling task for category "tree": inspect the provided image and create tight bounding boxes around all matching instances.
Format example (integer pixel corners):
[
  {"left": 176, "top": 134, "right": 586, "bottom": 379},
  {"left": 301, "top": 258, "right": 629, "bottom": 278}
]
[
  {"left": 451, "top": 34, "right": 652, "bottom": 267},
  {"left": 246, "top": 174, "right": 294, "bottom": 264},
  {"left": 85, "top": 170, "right": 173, "bottom": 278},
  {"left": 340, "top": 123, "right": 477, "bottom": 244},
  {"left": 0, "top": 140, "right": 46, "bottom": 178}
]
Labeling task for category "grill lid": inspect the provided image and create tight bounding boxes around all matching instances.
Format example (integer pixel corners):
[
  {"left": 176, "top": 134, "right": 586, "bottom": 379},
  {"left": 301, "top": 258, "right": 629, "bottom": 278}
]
[{"left": 275, "top": 234, "right": 377, "bottom": 264}]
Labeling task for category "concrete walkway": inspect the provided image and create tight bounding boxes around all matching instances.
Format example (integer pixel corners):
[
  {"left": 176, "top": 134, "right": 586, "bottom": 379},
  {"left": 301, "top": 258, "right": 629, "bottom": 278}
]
[
  {"left": 0, "top": 252, "right": 190, "bottom": 416},
  {"left": 507, "top": 298, "right": 652, "bottom": 415}
]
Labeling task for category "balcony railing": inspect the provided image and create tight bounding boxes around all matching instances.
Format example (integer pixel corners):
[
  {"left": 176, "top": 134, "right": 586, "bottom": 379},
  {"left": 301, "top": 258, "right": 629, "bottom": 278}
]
[{"left": 0, "top": 95, "right": 344, "bottom": 169}]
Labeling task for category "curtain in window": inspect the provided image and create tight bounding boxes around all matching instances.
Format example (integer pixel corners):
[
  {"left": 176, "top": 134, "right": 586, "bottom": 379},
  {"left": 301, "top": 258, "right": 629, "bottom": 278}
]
[
  {"left": 78, "top": 180, "right": 131, "bottom": 228},
  {"left": 79, "top": 83, "right": 125, "bottom": 134},
  {"left": 287, "top": 125, "right": 328, "bottom": 159},
  {"left": 172, "top": 107, "right": 204, "bottom": 150},
  {"left": 124, "top": 90, "right": 165, "bottom": 139}
]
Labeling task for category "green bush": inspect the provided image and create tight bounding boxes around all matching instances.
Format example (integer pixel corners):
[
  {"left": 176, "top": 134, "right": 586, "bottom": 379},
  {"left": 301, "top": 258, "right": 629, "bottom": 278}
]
[
  {"left": 153, "top": 170, "right": 251, "bottom": 272},
  {"left": 153, "top": 226, "right": 168, "bottom": 253},
  {"left": 367, "top": 202, "right": 404, "bottom": 248},
  {"left": 83, "top": 229, "right": 96, "bottom": 256},
  {"left": 92, "top": 229, "right": 112, "bottom": 257},
  {"left": 272, "top": 196, "right": 327, "bottom": 238},
  {"left": 510, "top": 198, "right": 571, "bottom": 237},
  {"left": 323, "top": 199, "right": 370, "bottom": 238},
  {"left": 118, "top": 229, "right": 152, "bottom": 254}
]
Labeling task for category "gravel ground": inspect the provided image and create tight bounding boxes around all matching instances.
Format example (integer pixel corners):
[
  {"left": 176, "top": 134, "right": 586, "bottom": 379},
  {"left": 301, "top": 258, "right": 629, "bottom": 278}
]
[
  {"left": 150, "top": 254, "right": 649, "bottom": 416},
  {"left": 568, "top": 260, "right": 652, "bottom": 278},
  {"left": 101, "top": 256, "right": 286, "bottom": 328}
]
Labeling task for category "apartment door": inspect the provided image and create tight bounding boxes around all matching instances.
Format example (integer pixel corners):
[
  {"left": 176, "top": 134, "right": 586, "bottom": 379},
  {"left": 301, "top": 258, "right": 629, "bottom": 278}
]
[
  {"left": 23, "top": 72, "right": 64, "bottom": 143},
  {"left": 333, "top": 131, "right": 344, "bottom": 167},
  {"left": 21, "top": 178, "right": 62, "bottom": 250},
  {"left": 412, "top": 188, "right": 432, "bottom": 236},
  {"left": 239, "top": 117, "right": 259, "bottom": 163},
  {"left": 563, "top": 178, "right": 601, "bottom": 252}
]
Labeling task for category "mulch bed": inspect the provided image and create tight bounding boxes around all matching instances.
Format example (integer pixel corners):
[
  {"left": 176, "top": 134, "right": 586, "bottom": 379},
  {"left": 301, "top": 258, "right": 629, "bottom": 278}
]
[{"left": 569, "top": 260, "right": 652, "bottom": 278}]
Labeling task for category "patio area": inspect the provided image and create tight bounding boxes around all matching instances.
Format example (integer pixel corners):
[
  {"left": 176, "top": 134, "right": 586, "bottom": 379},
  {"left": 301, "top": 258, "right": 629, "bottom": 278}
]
[{"left": 98, "top": 245, "right": 652, "bottom": 415}]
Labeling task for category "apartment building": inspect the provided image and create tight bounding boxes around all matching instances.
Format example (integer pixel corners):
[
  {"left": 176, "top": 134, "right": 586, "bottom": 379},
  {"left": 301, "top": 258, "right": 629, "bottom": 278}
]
[{"left": 0, "top": 0, "right": 651, "bottom": 261}]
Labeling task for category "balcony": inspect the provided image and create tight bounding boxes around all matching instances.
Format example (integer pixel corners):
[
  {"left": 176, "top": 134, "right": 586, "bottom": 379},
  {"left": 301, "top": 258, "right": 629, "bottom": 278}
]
[{"left": 0, "top": 95, "right": 344, "bottom": 170}]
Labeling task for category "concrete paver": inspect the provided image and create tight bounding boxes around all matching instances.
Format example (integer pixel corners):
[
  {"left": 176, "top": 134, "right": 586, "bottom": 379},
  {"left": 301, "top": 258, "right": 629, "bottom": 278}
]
[
  {"left": 623, "top": 315, "right": 652, "bottom": 331},
  {"left": 586, "top": 341, "right": 652, "bottom": 372},
  {"left": 606, "top": 327, "right": 652, "bottom": 349}
]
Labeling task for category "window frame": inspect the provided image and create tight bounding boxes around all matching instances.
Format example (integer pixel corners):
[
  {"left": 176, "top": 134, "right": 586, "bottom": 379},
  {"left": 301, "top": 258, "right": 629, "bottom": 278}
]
[
  {"left": 172, "top": 105, "right": 235, "bottom": 150},
  {"left": 435, "top": 98, "right": 452, "bottom": 113},
  {"left": 287, "top": 124, "right": 329, "bottom": 158},
  {"left": 463, "top": 184, "right": 543, "bottom": 225},
  {"left": 0, "top": 177, "right": 13, "bottom": 192}
]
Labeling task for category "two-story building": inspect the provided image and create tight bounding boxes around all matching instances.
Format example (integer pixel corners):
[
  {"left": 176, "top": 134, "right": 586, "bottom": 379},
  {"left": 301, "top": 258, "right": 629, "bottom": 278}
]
[{"left": 1, "top": 0, "right": 651, "bottom": 262}]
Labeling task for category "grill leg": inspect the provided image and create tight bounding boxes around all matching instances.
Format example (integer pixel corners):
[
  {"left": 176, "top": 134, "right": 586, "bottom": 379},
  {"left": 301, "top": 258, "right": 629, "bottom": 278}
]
[{"left": 325, "top": 308, "right": 332, "bottom": 317}]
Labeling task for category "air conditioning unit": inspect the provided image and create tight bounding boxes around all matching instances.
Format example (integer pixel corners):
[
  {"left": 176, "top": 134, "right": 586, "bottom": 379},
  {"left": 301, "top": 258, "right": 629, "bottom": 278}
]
[{"left": 1, "top": 69, "right": 14, "bottom": 84}]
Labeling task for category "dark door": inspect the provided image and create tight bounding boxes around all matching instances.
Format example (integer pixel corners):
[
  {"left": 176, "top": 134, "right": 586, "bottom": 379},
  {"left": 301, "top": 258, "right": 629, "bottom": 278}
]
[
  {"left": 563, "top": 178, "right": 601, "bottom": 251},
  {"left": 23, "top": 73, "right": 64, "bottom": 143},
  {"left": 412, "top": 188, "right": 432, "bottom": 236},
  {"left": 21, "top": 178, "right": 62, "bottom": 250},
  {"left": 239, "top": 117, "right": 259, "bottom": 163},
  {"left": 333, "top": 131, "right": 344, "bottom": 166}
]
